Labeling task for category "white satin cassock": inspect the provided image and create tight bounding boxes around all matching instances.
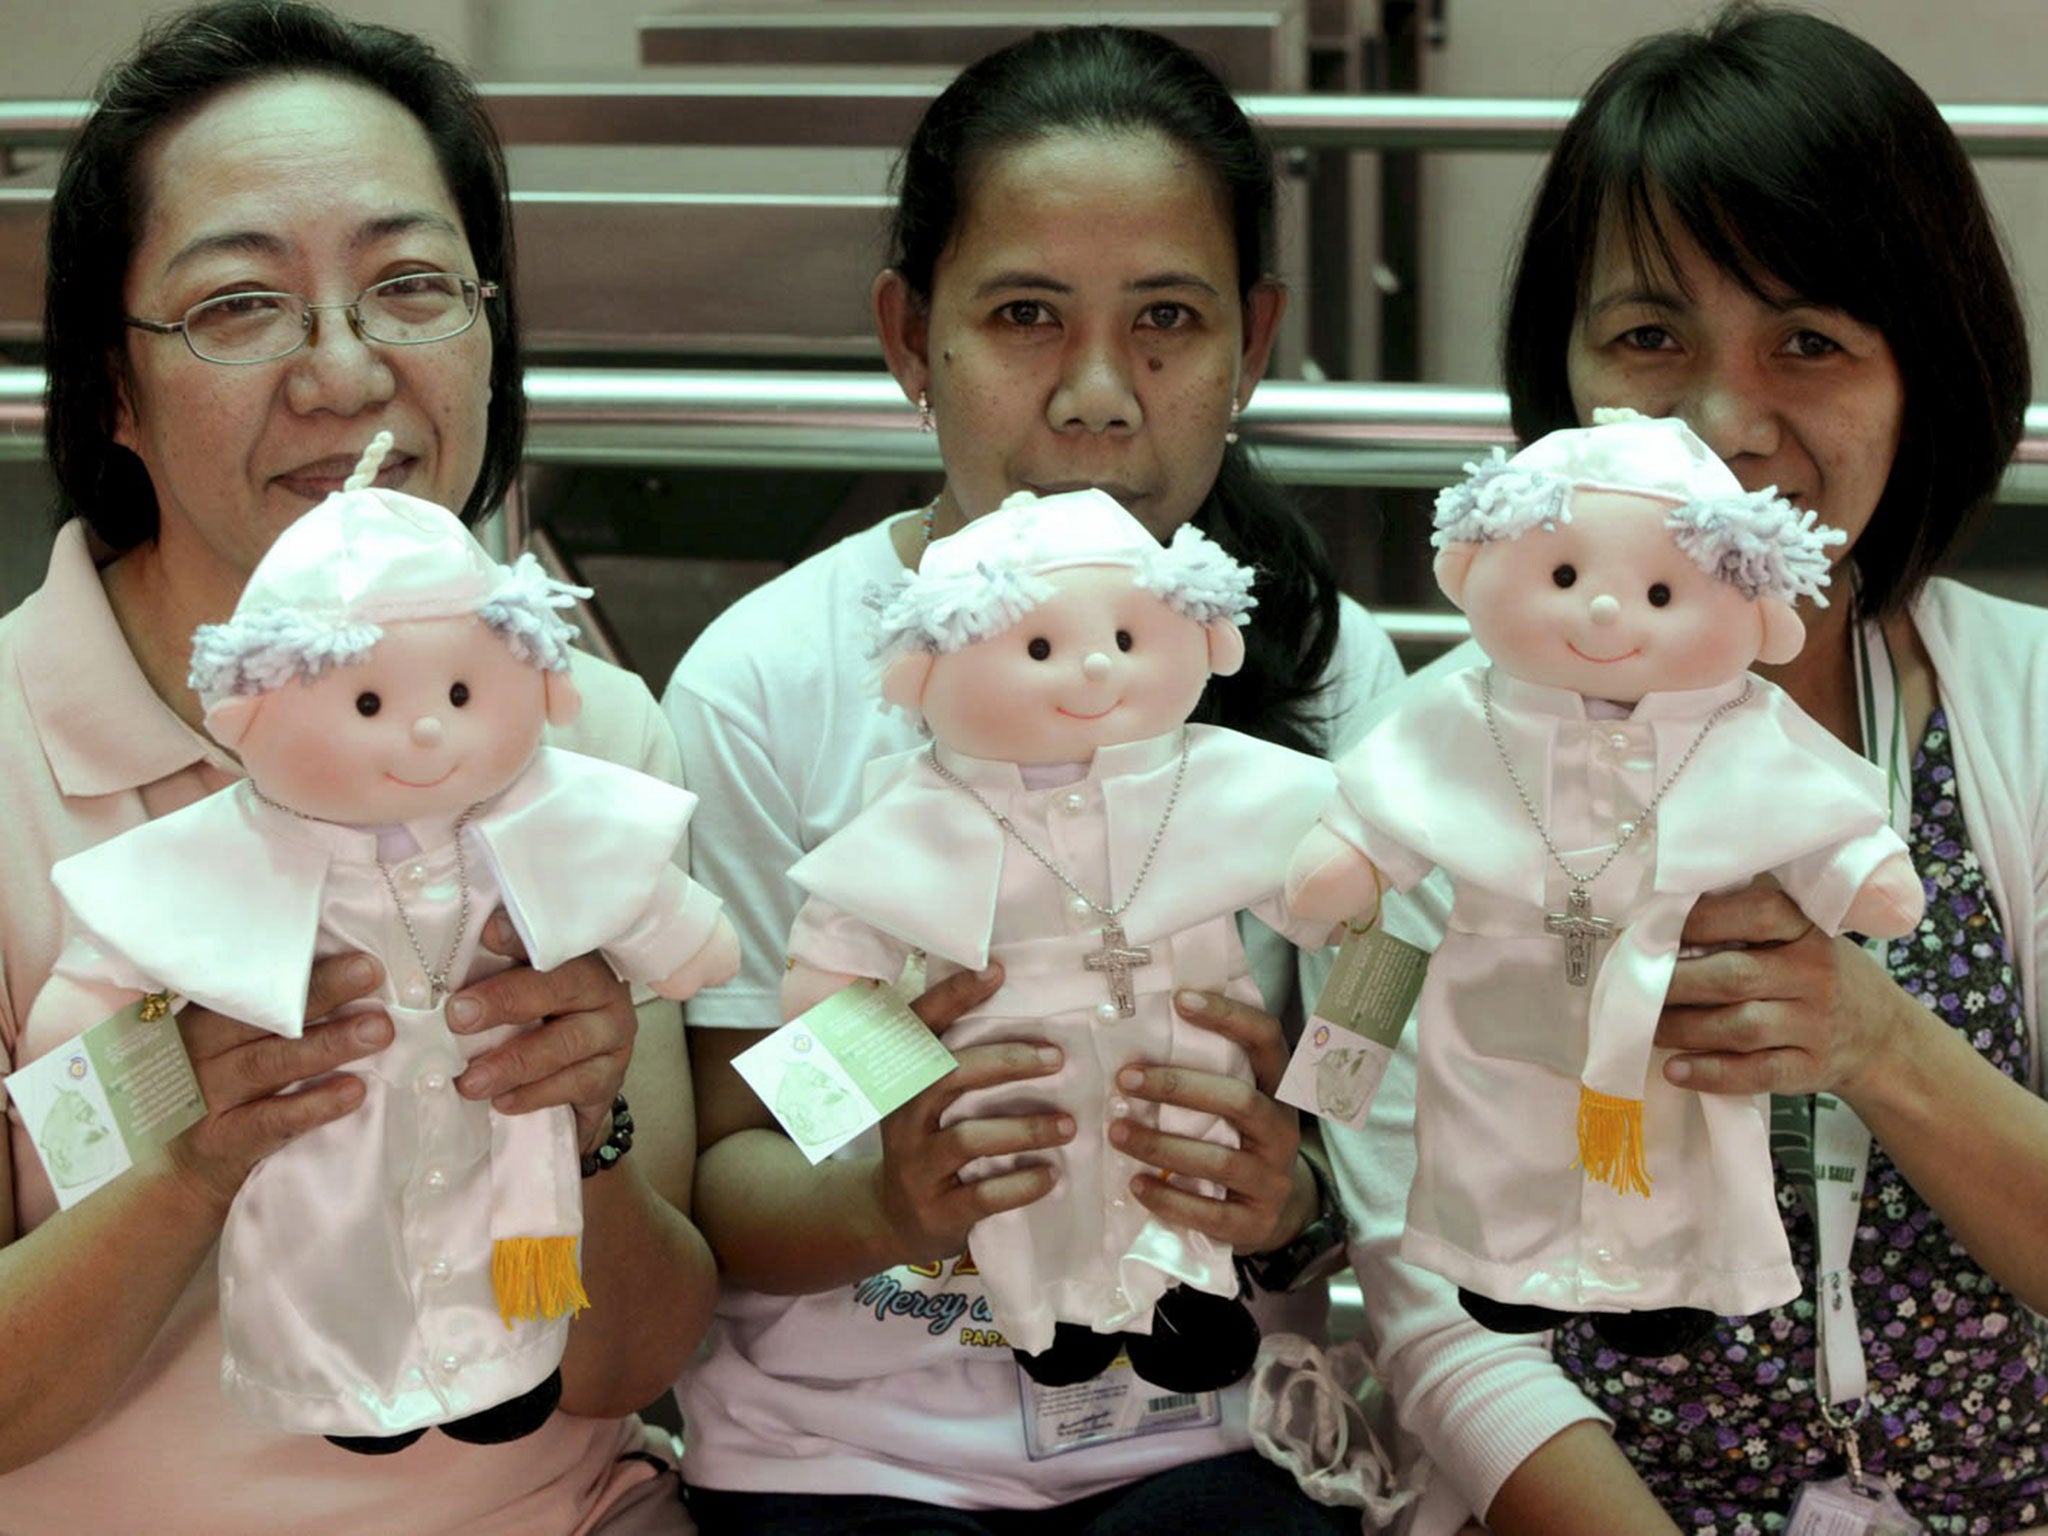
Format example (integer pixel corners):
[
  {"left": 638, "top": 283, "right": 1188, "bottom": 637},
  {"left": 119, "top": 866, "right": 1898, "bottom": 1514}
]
[
  {"left": 36, "top": 747, "right": 727, "bottom": 1436},
  {"left": 787, "top": 727, "right": 1336, "bottom": 1355}
]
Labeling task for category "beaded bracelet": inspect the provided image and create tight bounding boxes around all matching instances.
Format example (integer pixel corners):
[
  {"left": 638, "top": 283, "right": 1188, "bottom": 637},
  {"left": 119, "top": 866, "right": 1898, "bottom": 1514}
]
[{"left": 579, "top": 1094, "right": 634, "bottom": 1178}]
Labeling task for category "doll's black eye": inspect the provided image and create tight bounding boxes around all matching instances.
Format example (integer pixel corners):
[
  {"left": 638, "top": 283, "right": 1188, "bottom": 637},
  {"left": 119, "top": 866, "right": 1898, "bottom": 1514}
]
[
  {"left": 1647, "top": 583, "right": 1672, "bottom": 608},
  {"left": 1115, "top": 630, "right": 1133, "bottom": 652},
  {"left": 355, "top": 692, "right": 381, "bottom": 717},
  {"left": 1027, "top": 637, "right": 1051, "bottom": 660},
  {"left": 1552, "top": 565, "right": 1577, "bottom": 589},
  {"left": 449, "top": 681, "right": 471, "bottom": 707}
]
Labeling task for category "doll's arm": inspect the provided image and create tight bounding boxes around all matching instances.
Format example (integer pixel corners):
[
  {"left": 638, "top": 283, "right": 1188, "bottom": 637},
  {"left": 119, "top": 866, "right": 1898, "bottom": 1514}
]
[
  {"left": 1841, "top": 849, "right": 1924, "bottom": 939},
  {"left": 656, "top": 914, "right": 741, "bottom": 1000},
  {"left": 1284, "top": 824, "right": 1388, "bottom": 928}
]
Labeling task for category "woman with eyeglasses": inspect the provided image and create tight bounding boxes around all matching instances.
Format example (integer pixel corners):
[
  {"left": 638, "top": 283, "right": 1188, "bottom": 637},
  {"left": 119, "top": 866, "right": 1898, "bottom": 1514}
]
[{"left": 0, "top": 3, "right": 712, "bottom": 1530}]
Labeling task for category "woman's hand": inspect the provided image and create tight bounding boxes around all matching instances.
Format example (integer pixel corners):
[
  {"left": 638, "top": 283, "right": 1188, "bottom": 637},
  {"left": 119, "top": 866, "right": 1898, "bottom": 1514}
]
[
  {"left": 449, "top": 912, "right": 637, "bottom": 1153},
  {"left": 872, "top": 963, "right": 1075, "bottom": 1266},
  {"left": 169, "top": 952, "right": 391, "bottom": 1216},
  {"left": 1109, "top": 989, "right": 1307, "bottom": 1253},
  {"left": 1657, "top": 876, "right": 1920, "bottom": 1099}
]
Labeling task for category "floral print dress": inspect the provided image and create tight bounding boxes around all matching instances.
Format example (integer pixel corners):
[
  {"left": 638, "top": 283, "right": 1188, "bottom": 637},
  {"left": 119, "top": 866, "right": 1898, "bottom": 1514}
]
[{"left": 1555, "top": 709, "right": 2048, "bottom": 1534}]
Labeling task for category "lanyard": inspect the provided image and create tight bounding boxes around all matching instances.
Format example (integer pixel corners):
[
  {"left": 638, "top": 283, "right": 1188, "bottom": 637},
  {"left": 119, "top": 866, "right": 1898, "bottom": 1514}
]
[{"left": 1810, "top": 608, "right": 1909, "bottom": 1443}]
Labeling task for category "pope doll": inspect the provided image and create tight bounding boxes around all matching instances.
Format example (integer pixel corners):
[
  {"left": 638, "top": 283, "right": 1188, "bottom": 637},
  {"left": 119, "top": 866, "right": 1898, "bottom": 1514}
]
[
  {"left": 1287, "top": 412, "right": 1923, "bottom": 1356},
  {"left": 780, "top": 489, "right": 1339, "bottom": 1393},
  {"left": 29, "top": 436, "right": 740, "bottom": 1448}
]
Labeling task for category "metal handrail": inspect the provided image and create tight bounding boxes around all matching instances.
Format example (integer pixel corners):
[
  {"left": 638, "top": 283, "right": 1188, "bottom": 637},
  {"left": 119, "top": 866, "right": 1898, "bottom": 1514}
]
[{"left": 8, "top": 91, "right": 2048, "bottom": 155}]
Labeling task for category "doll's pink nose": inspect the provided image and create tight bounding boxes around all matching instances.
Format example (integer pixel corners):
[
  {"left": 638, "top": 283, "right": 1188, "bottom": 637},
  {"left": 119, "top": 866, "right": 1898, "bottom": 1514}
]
[
  {"left": 1588, "top": 594, "right": 1621, "bottom": 626},
  {"left": 1082, "top": 651, "right": 1113, "bottom": 681},
  {"left": 411, "top": 715, "right": 445, "bottom": 747}
]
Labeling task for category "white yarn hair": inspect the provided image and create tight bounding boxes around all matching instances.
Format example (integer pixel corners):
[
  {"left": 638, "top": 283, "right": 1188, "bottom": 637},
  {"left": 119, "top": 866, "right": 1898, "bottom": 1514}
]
[
  {"left": 476, "top": 552, "right": 591, "bottom": 671},
  {"left": 1134, "top": 524, "right": 1258, "bottom": 626},
  {"left": 868, "top": 524, "right": 1256, "bottom": 656},
  {"left": 1430, "top": 449, "right": 1574, "bottom": 549},
  {"left": 1665, "top": 491, "right": 1846, "bottom": 607},
  {"left": 188, "top": 609, "right": 385, "bottom": 698}
]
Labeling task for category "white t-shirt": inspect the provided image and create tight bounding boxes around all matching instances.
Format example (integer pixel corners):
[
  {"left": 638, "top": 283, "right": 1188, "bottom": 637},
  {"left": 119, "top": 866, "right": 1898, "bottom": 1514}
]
[{"left": 663, "top": 512, "right": 1405, "bottom": 1507}]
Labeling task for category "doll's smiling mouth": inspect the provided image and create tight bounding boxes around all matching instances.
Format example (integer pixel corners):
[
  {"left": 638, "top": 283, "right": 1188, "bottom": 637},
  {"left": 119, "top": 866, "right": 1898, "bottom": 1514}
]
[
  {"left": 1567, "top": 643, "right": 1643, "bottom": 664},
  {"left": 1057, "top": 704, "right": 1119, "bottom": 720},
  {"left": 385, "top": 767, "right": 457, "bottom": 788}
]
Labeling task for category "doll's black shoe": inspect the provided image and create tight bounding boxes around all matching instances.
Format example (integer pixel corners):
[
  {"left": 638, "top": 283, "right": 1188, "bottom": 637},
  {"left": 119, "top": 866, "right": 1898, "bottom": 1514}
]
[
  {"left": 439, "top": 1366, "right": 564, "bottom": 1445},
  {"left": 1457, "top": 1287, "right": 1577, "bottom": 1335},
  {"left": 1589, "top": 1307, "right": 1717, "bottom": 1358},
  {"left": 325, "top": 1428, "right": 429, "bottom": 1455},
  {"left": 1014, "top": 1323, "right": 1125, "bottom": 1387},
  {"left": 1124, "top": 1285, "right": 1262, "bottom": 1394}
]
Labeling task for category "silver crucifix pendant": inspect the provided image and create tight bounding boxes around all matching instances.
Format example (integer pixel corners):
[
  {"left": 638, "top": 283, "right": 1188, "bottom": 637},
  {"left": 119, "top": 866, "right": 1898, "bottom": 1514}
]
[
  {"left": 1083, "top": 918, "right": 1153, "bottom": 1018},
  {"left": 1543, "top": 885, "right": 1615, "bottom": 986}
]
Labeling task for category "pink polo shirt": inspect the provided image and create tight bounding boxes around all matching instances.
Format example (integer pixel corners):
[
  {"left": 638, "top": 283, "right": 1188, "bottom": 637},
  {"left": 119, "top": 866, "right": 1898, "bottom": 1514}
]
[{"left": 0, "top": 520, "right": 675, "bottom": 1534}]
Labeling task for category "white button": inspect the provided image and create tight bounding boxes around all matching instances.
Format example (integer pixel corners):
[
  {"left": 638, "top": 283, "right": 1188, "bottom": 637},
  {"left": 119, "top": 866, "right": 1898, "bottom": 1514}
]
[
  {"left": 1110, "top": 1194, "right": 1127, "bottom": 1210},
  {"left": 422, "top": 1167, "right": 449, "bottom": 1192},
  {"left": 426, "top": 1257, "right": 452, "bottom": 1282},
  {"left": 418, "top": 1070, "right": 448, "bottom": 1093},
  {"left": 1068, "top": 894, "right": 1094, "bottom": 919},
  {"left": 1608, "top": 732, "right": 1629, "bottom": 751},
  {"left": 400, "top": 978, "right": 430, "bottom": 1007},
  {"left": 437, "top": 1352, "right": 462, "bottom": 1376},
  {"left": 1594, "top": 1246, "right": 1616, "bottom": 1266},
  {"left": 1108, "top": 1096, "right": 1131, "bottom": 1120},
  {"left": 1617, "top": 821, "right": 1636, "bottom": 839},
  {"left": 1060, "top": 790, "right": 1088, "bottom": 814},
  {"left": 403, "top": 861, "right": 430, "bottom": 888},
  {"left": 1095, "top": 1001, "right": 1120, "bottom": 1023},
  {"left": 1112, "top": 1285, "right": 1128, "bottom": 1303}
]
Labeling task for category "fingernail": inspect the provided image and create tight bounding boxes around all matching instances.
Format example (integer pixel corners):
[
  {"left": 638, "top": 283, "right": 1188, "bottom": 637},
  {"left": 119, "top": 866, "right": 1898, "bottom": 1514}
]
[
  {"left": 1665, "top": 1059, "right": 1693, "bottom": 1084},
  {"left": 486, "top": 914, "right": 514, "bottom": 946},
  {"left": 1107, "top": 1119, "right": 1129, "bottom": 1145},
  {"left": 1175, "top": 988, "right": 1206, "bottom": 1012},
  {"left": 345, "top": 956, "right": 378, "bottom": 990},
  {"left": 1117, "top": 1067, "right": 1143, "bottom": 1091},
  {"left": 458, "top": 1067, "right": 494, "bottom": 1098},
  {"left": 446, "top": 997, "right": 482, "bottom": 1029},
  {"left": 976, "top": 964, "right": 1002, "bottom": 982},
  {"left": 1055, "top": 1115, "right": 1075, "bottom": 1139},
  {"left": 352, "top": 1014, "right": 390, "bottom": 1047},
  {"left": 1036, "top": 1046, "right": 1061, "bottom": 1069}
]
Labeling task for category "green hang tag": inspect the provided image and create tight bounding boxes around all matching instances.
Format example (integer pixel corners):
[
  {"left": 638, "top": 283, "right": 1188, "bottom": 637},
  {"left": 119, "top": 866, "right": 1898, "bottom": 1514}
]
[
  {"left": 732, "top": 981, "right": 959, "bottom": 1164},
  {"left": 4, "top": 992, "right": 205, "bottom": 1209},
  {"left": 1276, "top": 927, "right": 1430, "bottom": 1129}
]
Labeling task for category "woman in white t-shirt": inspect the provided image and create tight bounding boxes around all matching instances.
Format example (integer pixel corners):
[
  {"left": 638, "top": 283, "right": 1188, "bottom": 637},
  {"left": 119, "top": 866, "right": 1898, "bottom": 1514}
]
[{"left": 664, "top": 25, "right": 1402, "bottom": 1534}]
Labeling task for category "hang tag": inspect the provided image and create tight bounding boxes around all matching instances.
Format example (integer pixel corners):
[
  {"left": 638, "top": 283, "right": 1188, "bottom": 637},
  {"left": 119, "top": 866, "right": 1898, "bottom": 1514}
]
[
  {"left": 732, "top": 981, "right": 957, "bottom": 1164},
  {"left": 4, "top": 992, "right": 204, "bottom": 1209},
  {"left": 1017, "top": 1352, "right": 1220, "bottom": 1459},
  {"left": 1786, "top": 1477, "right": 1925, "bottom": 1536},
  {"left": 1276, "top": 926, "right": 1427, "bottom": 1128}
]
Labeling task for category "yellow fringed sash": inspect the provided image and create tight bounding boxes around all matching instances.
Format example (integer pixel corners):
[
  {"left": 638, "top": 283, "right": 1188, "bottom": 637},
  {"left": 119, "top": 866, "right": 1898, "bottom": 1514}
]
[
  {"left": 1576, "top": 1085, "right": 1652, "bottom": 1197},
  {"left": 492, "top": 1236, "right": 591, "bottom": 1328}
]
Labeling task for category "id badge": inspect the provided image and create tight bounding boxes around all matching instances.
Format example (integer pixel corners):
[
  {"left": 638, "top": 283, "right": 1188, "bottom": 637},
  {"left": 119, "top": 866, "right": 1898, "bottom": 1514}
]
[
  {"left": 1016, "top": 1353, "right": 1219, "bottom": 1460},
  {"left": 1786, "top": 1477, "right": 1925, "bottom": 1536}
]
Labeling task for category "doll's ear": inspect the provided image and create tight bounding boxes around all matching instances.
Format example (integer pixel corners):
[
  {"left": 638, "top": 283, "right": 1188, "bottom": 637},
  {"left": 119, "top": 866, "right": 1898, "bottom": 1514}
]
[
  {"left": 880, "top": 650, "right": 934, "bottom": 711},
  {"left": 542, "top": 667, "right": 583, "bottom": 728},
  {"left": 203, "top": 694, "right": 263, "bottom": 751},
  {"left": 1756, "top": 597, "right": 1807, "bottom": 665},
  {"left": 1433, "top": 544, "right": 1479, "bottom": 610},
  {"left": 1205, "top": 618, "right": 1246, "bottom": 678}
]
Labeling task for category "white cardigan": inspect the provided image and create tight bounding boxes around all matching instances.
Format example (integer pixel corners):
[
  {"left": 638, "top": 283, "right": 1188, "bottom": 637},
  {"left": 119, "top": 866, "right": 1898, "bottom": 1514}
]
[{"left": 1328, "top": 577, "right": 2048, "bottom": 1530}]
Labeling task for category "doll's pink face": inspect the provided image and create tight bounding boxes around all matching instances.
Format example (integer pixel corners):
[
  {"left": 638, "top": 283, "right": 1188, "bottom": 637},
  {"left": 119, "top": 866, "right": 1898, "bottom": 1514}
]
[
  {"left": 1459, "top": 490, "right": 1768, "bottom": 701},
  {"left": 235, "top": 617, "right": 546, "bottom": 823},
  {"left": 921, "top": 565, "right": 1213, "bottom": 763}
]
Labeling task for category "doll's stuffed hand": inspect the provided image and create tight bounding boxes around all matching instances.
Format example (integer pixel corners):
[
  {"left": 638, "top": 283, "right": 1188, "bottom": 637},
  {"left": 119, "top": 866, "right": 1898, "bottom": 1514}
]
[
  {"left": 1656, "top": 876, "right": 1925, "bottom": 1100},
  {"left": 1842, "top": 850, "right": 1926, "bottom": 940},
  {"left": 1284, "top": 825, "right": 1385, "bottom": 930},
  {"left": 449, "top": 912, "right": 637, "bottom": 1154},
  {"left": 1111, "top": 990, "right": 1307, "bottom": 1253},
  {"left": 167, "top": 952, "right": 392, "bottom": 1217},
  {"left": 654, "top": 912, "right": 742, "bottom": 1001},
  {"left": 872, "top": 963, "right": 1080, "bottom": 1266}
]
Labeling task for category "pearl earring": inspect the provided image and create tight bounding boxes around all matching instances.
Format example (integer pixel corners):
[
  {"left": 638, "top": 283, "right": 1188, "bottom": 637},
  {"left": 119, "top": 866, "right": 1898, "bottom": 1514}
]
[
  {"left": 917, "top": 391, "right": 935, "bottom": 433},
  {"left": 1225, "top": 399, "right": 1241, "bottom": 446}
]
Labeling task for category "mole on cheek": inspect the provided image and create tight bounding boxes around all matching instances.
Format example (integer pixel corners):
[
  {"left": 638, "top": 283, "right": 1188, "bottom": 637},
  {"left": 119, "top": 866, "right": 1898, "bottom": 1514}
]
[{"left": 1148, "top": 357, "right": 1164, "bottom": 373}]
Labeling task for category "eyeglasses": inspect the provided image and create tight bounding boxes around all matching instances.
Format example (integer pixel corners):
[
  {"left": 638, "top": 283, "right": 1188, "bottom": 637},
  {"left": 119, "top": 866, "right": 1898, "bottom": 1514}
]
[{"left": 124, "top": 272, "right": 499, "bottom": 365}]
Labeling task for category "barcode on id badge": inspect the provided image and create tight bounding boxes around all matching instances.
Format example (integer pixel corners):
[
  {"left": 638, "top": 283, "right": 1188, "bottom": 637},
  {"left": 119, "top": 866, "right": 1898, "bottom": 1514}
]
[{"left": 1145, "top": 1392, "right": 1199, "bottom": 1414}]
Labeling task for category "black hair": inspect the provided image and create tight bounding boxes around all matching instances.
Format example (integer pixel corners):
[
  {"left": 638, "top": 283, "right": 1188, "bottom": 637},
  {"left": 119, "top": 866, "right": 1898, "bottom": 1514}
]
[
  {"left": 44, "top": 0, "right": 524, "bottom": 546},
  {"left": 1502, "top": 2, "right": 2029, "bottom": 618},
  {"left": 887, "top": 25, "right": 1341, "bottom": 754}
]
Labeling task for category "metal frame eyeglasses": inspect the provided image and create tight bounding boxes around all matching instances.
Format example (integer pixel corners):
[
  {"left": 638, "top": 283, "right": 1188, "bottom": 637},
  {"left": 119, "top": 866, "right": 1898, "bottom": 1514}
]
[{"left": 123, "top": 272, "right": 499, "bottom": 365}]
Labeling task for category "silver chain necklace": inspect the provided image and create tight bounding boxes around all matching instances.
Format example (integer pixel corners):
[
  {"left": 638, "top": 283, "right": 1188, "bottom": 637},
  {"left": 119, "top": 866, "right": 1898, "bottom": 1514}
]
[
  {"left": 925, "top": 728, "right": 1191, "bottom": 1018},
  {"left": 251, "top": 785, "right": 481, "bottom": 1007},
  {"left": 1481, "top": 670, "right": 1751, "bottom": 985}
]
